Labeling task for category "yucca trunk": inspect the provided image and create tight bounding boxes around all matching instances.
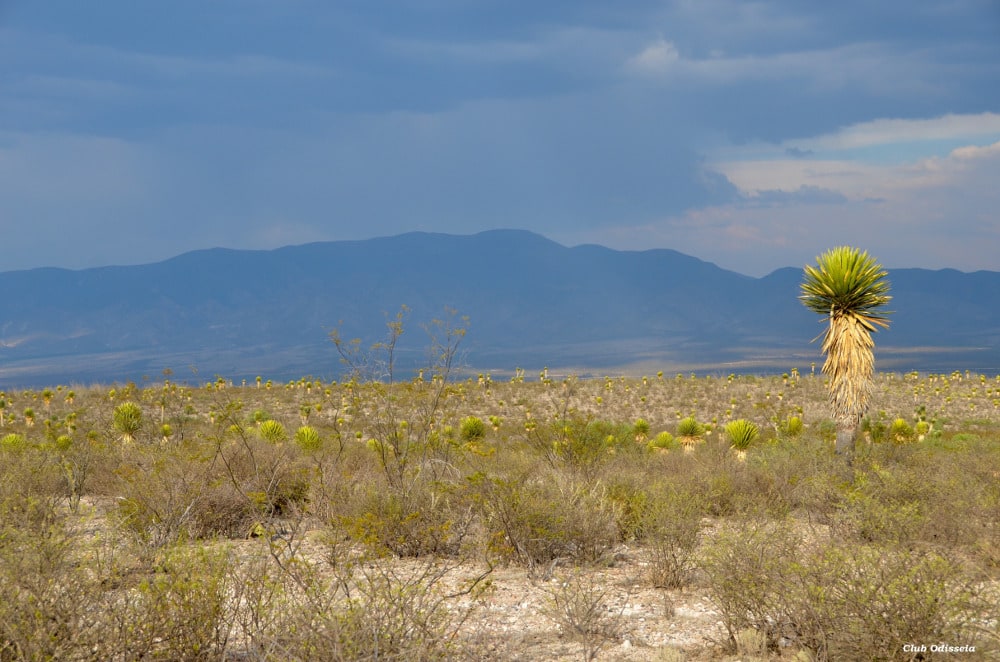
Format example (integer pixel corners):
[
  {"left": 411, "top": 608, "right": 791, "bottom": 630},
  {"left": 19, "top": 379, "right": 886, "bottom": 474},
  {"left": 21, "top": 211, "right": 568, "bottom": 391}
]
[{"left": 821, "top": 312, "right": 877, "bottom": 457}]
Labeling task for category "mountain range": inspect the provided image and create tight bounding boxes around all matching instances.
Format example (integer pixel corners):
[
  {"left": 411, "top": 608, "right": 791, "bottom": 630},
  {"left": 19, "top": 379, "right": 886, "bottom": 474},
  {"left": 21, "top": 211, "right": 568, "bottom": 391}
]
[{"left": 1, "top": 229, "right": 998, "bottom": 387}]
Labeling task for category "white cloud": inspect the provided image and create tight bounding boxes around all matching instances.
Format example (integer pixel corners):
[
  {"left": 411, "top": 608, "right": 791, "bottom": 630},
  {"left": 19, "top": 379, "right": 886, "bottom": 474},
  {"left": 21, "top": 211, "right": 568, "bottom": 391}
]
[
  {"left": 571, "top": 136, "right": 1000, "bottom": 276},
  {"left": 790, "top": 113, "right": 1000, "bottom": 151},
  {"left": 625, "top": 38, "right": 680, "bottom": 75},
  {"left": 717, "top": 138, "right": 1000, "bottom": 203}
]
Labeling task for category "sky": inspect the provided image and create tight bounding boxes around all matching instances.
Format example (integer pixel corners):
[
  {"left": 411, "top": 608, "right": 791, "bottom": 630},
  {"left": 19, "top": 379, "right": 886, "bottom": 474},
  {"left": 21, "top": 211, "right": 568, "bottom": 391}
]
[{"left": 1, "top": 1, "right": 999, "bottom": 277}]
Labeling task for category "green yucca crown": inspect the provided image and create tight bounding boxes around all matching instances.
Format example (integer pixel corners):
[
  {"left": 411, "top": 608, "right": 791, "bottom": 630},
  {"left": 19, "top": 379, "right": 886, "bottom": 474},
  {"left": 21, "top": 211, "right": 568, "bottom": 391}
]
[{"left": 800, "top": 246, "right": 892, "bottom": 331}]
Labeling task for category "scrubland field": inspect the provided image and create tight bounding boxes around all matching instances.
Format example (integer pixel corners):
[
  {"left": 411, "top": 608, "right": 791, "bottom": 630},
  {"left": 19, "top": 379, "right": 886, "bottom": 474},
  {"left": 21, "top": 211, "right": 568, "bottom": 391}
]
[{"left": 1, "top": 368, "right": 999, "bottom": 661}]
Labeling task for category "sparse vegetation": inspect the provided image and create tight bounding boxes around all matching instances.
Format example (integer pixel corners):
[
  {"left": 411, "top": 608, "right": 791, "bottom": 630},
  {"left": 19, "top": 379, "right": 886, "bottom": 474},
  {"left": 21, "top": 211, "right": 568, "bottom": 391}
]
[{"left": 0, "top": 364, "right": 998, "bottom": 660}]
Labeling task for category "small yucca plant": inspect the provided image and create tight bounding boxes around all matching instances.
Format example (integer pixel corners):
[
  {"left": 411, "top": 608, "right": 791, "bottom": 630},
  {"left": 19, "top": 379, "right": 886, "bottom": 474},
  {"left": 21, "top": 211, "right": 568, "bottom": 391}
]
[
  {"left": 889, "top": 417, "right": 915, "bottom": 443},
  {"left": 258, "top": 419, "right": 287, "bottom": 444},
  {"left": 294, "top": 425, "right": 322, "bottom": 452},
  {"left": 781, "top": 415, "right": 804, "bottom": 438},
  {"left": 677, "top": 416, "right": 704, "bottom": 446},
  {"left": 725, "top": 419, "right": 759, "bottom": 451},
  {"left": 647, "top": 431, "right": 677, "bottom": 452},
  {"left": 113, "top": 402, "right": 143, "bottom": 443},
  {"left": 460, "top": 416, "right": 487, "bottom": 443},
  {"left": 0, "top": 432, "right": 27, "bottom": 453},
  {"left": 633, "top": 418, "right": 651, "bottom": 442}
]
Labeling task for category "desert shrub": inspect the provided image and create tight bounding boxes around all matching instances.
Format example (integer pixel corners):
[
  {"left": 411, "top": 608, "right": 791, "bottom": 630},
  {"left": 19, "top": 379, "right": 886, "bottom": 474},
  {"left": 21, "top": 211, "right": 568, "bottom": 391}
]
[
  {"left": 745, "top": 436, "right": 847, "bottom": 520},
  {"left": 336, "top": 476, "right": 476, "bottom": 557},
  {"left": 604, "top": 479, "right": 650, "bottom": 542},
  {"left": 786, "top": 545, "right": 995, "bottom": 660},
  {"left": 699, "top": 519, "right": 801, "bottom": 646},
  {"left": 472, "top": 468, "right": 619, "bottom": 568},
  {"left": 541, "top": 569, "right": 626, "bottom": 661},
  {"left": 700, "top": 520, "right": 996, "bottom": 659},
  {"left": 529, "top": 417, "right": 636, "bottom": 477},
  {"left": 0, "top": 445, "right": 67, "bottom": 532},
  {"left": 104, "top": 542, "right": 236, "bottom": 660},
  {"left": 834, "top": 491, "right": 925, "bottom": 545},
  {"left": 113, "top": 444, "right": 216, "bottom": 546},
  {"left": 113, "top": 433, "right": 310, "bottom": 544},
  {"left": 642, "top": 485, "right": 705, "bottom": 588},
  {"left": 0, "top": 519, "right": 108, "bottom": 660},
  {"left": 459, "top": 416, "right": 487, "bottom": 443},
  {"left": 259, "top": 548, "right": 484, "bottom": 661}
]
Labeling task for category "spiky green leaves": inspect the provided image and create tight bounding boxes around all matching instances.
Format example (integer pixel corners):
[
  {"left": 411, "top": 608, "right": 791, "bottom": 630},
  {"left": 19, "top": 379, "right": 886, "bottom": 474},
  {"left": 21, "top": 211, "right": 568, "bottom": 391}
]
[
  {"left": 258, "top": 419, "right": 287, "bottom": 444},
  {"left": 0, "top": 433, "right": 27, "bottom": 453},
  {"left": 725, "top": 419, "right": 759, "bottom": 450},
  {"left": 113, "top": 402, "right": 143, "bottom": 443},
  {"left": 294, "top": 425, "right": 322, "bottom": 452},
  {"left": 800, "top": 246, "right": 892, "bottom": 332}
]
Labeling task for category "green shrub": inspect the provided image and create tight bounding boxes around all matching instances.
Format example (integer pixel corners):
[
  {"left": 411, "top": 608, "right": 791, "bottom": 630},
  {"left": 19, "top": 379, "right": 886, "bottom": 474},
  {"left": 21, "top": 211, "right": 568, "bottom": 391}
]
[
  {"left": 337, "top": 479, "right": 475, "bottom": 557},
  {"left": 459, "top": 416, "right": 487, "bottom": 443},
  {"left": 643, "top": 486, "right": 704, "bottom": 588},
  {"left": 473, "top": 470, "right": 619, "bottom": 567},
  {"left": 110, "top": 543, "right": 235, "bottom": 660},
  {"left": 0, "top": 432, "right": 27, "bottom": 453},
  {"left": 889, "top": 417, "right": 915, "bottom": 443},
  {"left": 699, "top": 519, "right": 800, "bottom": 646},
  {"left": 780, "top": 415, "right": 804, "bottom": 438},
  {"left": 700, "top": 520, "right": 996, "bottom": 659},
  {"left": 0, "top": 520, "right": 107, "bottom": 660}
]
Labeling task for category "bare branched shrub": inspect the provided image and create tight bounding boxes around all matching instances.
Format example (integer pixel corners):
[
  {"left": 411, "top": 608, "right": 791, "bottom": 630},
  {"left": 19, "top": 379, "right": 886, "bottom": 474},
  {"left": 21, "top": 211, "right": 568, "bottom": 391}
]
[
  {"left": 472, "top": 468, "right": 620, "bottom": 569},
  {"left": 643, "top": 485, "right": 704, "bottom": 589},
  {"left": 253, "top": 546, "right": 488, "bottom": 661},
  {"left": 0, "top": 519, "right": 107, "bottom": 660},
  {"left": 541, "top": 569, "right": 629, "bottom": 661},
  {"left": 700, "top": 519, "right": 998, "bottom": 659}
]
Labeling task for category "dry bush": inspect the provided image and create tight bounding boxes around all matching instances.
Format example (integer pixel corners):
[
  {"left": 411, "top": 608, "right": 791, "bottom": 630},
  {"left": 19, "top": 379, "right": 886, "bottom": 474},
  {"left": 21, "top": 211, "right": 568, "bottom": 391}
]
[
  {"left": 243, "top": 544, "right": 487, "bottom": 661},
  {"left": 541, "top": 569, "right": 629, "bottom": 661},
  {"left": 112, "top": 426, "right": 313, "bottom": 545},
  {"left": 471, "top": 466, "right": 620, "bottom": 569},
  {"left": 699, "top": 518, "right": 998, "bottom": 660},
  {"left": 642, "top": 484, "right": 705, "bottom": 589},
  {"left": 335, "top": 474, "right": 478, "bottom": 557},
  {"left": 101, "top": 542, "right": 237, "bottom": 660},
  {"left": 0, "top": 520, "right": 107, "bottom": 660}
]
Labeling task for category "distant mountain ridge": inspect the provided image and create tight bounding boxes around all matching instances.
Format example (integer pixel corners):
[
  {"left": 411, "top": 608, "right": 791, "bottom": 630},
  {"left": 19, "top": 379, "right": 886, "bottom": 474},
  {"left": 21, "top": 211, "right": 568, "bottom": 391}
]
[{"left": 1, "top": 230, "right": 998, "bottom": 386}]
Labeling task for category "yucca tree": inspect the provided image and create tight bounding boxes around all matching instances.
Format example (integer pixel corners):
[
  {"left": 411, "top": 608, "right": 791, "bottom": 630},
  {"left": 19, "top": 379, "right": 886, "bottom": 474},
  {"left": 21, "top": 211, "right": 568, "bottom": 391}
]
[{"left": 800, "top": 246, "right": 892, "bottom": 459}]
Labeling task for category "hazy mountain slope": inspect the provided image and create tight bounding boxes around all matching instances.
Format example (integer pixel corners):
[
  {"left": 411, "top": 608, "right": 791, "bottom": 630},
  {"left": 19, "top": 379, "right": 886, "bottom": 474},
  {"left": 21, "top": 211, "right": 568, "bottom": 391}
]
[{"left": 1, "top": 230, "right": 997, "bottom": 386}]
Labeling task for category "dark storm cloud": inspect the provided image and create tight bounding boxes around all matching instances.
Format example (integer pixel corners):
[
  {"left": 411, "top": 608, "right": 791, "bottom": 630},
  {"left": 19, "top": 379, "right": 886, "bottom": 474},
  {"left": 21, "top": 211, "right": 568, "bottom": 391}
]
[{"left": 0, "top": 0, "right": 997, "bottom": 274}]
